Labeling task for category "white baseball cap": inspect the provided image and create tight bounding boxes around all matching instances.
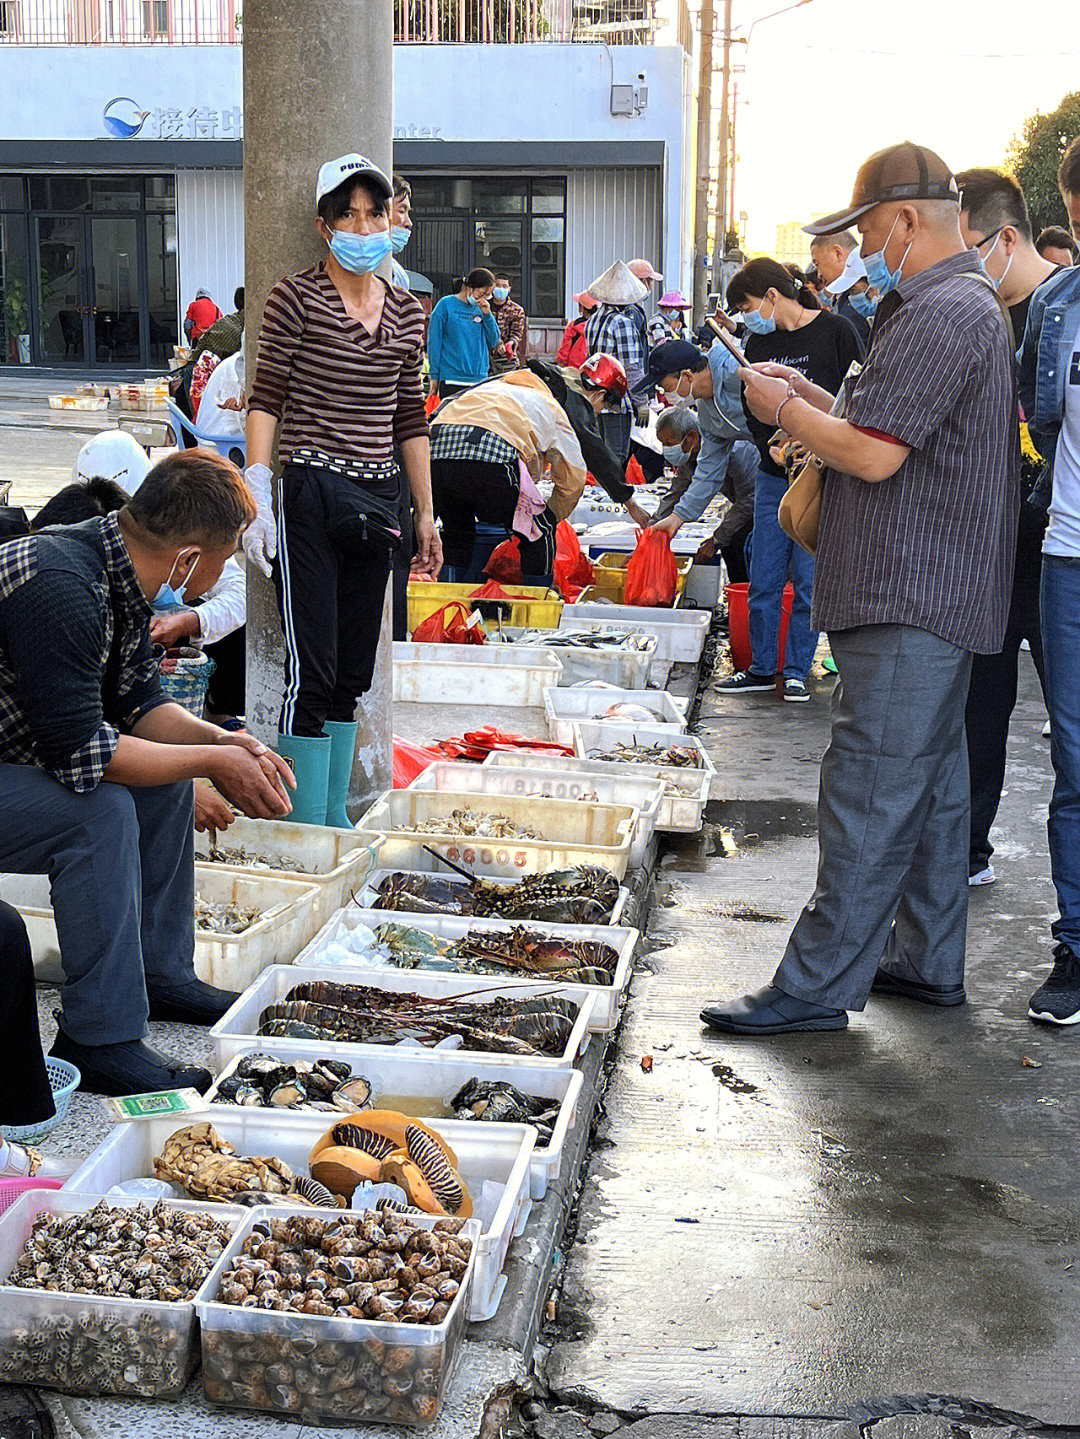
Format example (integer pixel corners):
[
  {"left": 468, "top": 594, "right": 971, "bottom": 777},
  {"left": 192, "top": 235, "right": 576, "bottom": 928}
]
[
  {"left": 824, "top": 248, "right": 868, "bottom": 297},
  {"left": 73, "top": 430, "right": 151, "bottom": 497},
  {"left": 315, "top": 153, "right": 392, "bottom": 211}
]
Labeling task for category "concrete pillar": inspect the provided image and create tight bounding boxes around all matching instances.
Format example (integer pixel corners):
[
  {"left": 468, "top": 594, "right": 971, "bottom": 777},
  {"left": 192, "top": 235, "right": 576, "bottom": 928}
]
[{"left": 243, "top": 0, "right": 395, "bottom": 813}]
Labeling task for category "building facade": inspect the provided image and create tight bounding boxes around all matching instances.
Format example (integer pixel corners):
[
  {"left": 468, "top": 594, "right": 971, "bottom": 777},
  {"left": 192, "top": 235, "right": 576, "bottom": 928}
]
[{"left": 0, "top": 10, "right": 694, "bottom": 366}]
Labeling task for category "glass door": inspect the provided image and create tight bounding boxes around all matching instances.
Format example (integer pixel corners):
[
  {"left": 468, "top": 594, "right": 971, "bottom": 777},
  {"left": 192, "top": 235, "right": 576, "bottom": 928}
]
[
  {"left": 89, "top": 214, "right": 141, "bottom": 364},
  {"left": 35, "top": 213, "right": 89, "bottom": 364}
]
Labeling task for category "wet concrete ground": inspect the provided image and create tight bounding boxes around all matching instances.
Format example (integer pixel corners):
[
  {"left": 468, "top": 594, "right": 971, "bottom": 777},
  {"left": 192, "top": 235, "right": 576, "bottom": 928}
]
[{"left": 546, "top": 657, "right": 1076, "bottom": 1427}]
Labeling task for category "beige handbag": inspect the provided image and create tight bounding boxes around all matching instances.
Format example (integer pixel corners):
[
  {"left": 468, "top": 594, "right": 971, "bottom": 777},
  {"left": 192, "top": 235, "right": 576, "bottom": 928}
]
[{"left": 778, "top": 451, "right": 824, "bottom": 556}]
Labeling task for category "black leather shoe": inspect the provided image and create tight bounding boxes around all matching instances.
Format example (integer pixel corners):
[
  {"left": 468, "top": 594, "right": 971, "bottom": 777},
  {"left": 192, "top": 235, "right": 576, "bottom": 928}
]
[
  {"left": 871, "top": 968, "right": 966, "bottom": 1007},
  {"left": 700, "top": 984, "right": 848, "bottom": 1035},
  {"left": 145, "top": 978, "right": 238, "bottom": 1025},
  {"left": 50, "top": 1029, "right": 212, "bottom": 1096}
]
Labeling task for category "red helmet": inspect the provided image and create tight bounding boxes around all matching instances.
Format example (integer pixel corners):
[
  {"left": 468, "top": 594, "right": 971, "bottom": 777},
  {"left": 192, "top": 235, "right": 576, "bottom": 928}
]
[{"left": 580, "top": 352, "right": 628, "bottom": 401}]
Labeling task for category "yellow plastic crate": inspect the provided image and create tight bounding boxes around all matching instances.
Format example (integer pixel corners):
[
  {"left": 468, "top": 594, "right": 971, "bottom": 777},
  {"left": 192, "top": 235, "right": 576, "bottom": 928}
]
[
  {"left": 407, "top": 581, "right": 563, "bottom": 632},
  {"left": 591, "top": 551, "right": 692, "bottom": 603}
]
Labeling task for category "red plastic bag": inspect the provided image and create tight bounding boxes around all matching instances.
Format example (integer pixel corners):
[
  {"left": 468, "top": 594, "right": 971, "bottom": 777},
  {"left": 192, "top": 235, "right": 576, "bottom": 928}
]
[
  {"left": 625, "top": 454, "right": 648, "bottom": 486},
  {"left": 482, "top": 538, "right": 523, "bottom": 585},
  {"left": 433, "top": 727, "right": 574, "bottom": 762},
  {"left": 553, "top": 520, "right": 595, "bottom": 601},
  {"left": 624, "top": 527, "right": 679, "bottom": 607},
  {"left": 424, "top": 391, "right": 440, "bottom": 417},
  {"left": 393, "top": 737, "right": 440, "bottom": 788},
  {"left": 468, "top": 580, "right": 532, "bottom": 601},
  {"left": 411, "top": 600, "right": 486, "bottom": 644}
]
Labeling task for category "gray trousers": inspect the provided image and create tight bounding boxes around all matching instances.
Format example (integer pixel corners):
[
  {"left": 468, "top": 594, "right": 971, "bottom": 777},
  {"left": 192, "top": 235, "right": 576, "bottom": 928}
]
[
  {"left": 653, "top": 467, "right": 693, "bottom": 521},
  {"left": 773, "top": 625, "right": 973, "bottom": 1010},
  {"left": 0, "top": 765, "right": 195, "bottom": 1045}
]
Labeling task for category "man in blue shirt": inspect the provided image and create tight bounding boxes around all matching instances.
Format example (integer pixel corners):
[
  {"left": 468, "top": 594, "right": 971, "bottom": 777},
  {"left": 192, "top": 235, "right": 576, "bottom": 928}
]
[{"left": 641, "top": 339, "right": 751, "bottom": 539}]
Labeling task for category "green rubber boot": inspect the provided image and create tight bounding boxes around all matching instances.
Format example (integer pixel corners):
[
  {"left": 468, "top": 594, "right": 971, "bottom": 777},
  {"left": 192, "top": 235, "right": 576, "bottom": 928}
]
[
  {"left": 324, "top": 720, "right": 358, "bottom": 829},
  {"left": 275, "top": 733, "right": 331, "bottom": 827}
]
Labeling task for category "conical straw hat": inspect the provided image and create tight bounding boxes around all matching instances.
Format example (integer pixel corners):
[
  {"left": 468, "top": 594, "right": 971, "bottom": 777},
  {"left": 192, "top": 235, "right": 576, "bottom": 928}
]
[{"left": 587, "top": 260, "right": 648, "bottom": 306}]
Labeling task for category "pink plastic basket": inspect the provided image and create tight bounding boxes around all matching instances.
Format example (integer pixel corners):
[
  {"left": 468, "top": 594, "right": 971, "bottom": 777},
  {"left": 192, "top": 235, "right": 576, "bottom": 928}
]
[{"left": 0, "top": 1177, "right": 64, "bottom": 1217}]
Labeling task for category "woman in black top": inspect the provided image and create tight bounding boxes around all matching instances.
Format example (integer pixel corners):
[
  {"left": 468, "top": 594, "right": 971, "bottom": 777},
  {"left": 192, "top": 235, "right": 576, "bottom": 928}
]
[{"left": 718, "top": 258, "right": 863, "bottom": 700}]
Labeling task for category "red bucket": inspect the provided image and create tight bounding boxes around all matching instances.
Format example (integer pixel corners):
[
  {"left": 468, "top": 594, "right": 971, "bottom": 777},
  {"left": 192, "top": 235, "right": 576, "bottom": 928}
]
[{"left": 725, "top": 582, "right": 793, "bottom": 675}]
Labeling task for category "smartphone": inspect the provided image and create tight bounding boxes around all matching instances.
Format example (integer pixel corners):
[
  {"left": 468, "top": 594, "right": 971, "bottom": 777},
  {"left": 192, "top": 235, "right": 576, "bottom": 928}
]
[{"left": 706, "top": 318, "right": 748, "bottom": 367}]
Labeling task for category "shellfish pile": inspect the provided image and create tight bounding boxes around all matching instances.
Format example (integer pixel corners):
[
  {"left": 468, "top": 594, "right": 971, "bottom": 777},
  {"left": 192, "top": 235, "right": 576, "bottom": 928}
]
[
  {"left": 0, "top": 1200, "right": 236, "bottom": 1397},
  {"left": 213, "top": 1053, "right": 373, "bottom": 1113},
  {"left": 309, "top": 1112, "right": 471, "bottom": 1215},
  {"left": 374, "top": 863, "right": 621, "bottom": 924},
  {"left": 195, "top": 894, "right": 262, "bottom": 933},
  {"left": 410, "top": 807, "right": 542, "bottom": 840},
  {"left": 257, "top": 980, "right": 579, "bottom": 1056},
  {"left": 153, "top": 1122, "right": 339, "bottom": 1207},
  {"left": 586, "top": 739, "right": 702, "bottom": 767},
  {"left": 452, "top": 1078, "right": 559, "bottom": 1144},
  {"left": 7, "top": 1199, "right": 232, "bottom": 1299},
  {"left": 373, "top": 920, "right": 617, "bottom": 985},
  {"left": 202, "top": 1211, "right": 473, "bottom": 1424},
  {"left": 196, "top": 841, "right": 311, "bottom": 873}
]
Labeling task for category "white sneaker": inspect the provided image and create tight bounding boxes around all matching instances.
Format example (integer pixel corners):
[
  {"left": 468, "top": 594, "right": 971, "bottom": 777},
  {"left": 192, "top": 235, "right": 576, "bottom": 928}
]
[
  {"left": 968, "top": 864, "right": 996, "bottom": 887},
  {"left": 1043, "top": 719, "right": 1052, "bottom": 738}
]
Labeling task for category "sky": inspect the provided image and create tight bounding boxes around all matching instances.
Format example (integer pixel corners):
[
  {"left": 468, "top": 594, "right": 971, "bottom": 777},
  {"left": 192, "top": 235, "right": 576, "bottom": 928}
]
[{"left": 717, "top": 0, "right": 1080, "bottom": 255}]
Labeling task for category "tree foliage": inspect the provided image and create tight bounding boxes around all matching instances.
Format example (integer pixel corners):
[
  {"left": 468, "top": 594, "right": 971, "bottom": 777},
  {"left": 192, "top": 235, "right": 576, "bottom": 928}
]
[{"left": 1007, "top": 91, "right": 1080, "bottom": 235}]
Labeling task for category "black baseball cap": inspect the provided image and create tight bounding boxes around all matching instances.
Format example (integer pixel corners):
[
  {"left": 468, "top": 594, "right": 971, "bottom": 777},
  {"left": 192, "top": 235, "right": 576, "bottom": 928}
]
[
  {"left": 804, "top": 142, "right": 959, "bottom": 236},
  {"left": 633, "top": 338, "right": 703, "bottom": 395}
]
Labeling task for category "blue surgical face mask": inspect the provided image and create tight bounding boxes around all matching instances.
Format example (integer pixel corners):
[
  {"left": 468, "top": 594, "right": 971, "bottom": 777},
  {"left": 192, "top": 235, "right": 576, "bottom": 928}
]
[
  {"left": 325, "top": 226, "right": 394, "bottom": 274},
  {"left": 976, "top": 230, "right": 1013, "bottom": 292},
  {"left": 152, "top": 550, "right": 198, "bottom": 613},
  {"left": 862, "top": 212, "right": 912, "bottom": 297},
  {"left": 661, "top": 443, "right": 686, "bottom": 467},
  {"left": 741, "top": 297, "right": 776, "bottom": 336},
  {"left": 848, "top": 289, "right": 877, "bottom": 319},
  {"left": 391, "top": 224, "right": 411, "bottom": 255},
  {"left": 493, "top": 286, "right": 510, "bottom": 302}
]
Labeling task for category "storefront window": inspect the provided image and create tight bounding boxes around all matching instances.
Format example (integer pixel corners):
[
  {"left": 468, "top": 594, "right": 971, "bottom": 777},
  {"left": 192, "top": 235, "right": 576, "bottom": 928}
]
[
  {"left": 29, "top": 176, "right": 92, "bottom": 212},
  {"left": 409, "top": 175, "right": 566, "bottom": 320},
  {"left": 146, "top": 211, "right": 179, "bottom": 363},
  {"left": 0, "top": 210, "right": 31, "bottom": 365},
  {"left": 0, "top": 178, "right": 25, "bottom": 210},
  {"left": 90, "top": 176, "right": 144, "bottom": 212}
]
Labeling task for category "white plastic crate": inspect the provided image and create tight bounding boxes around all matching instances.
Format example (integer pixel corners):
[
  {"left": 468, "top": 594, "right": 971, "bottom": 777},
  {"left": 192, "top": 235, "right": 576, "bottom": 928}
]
[
  {"left": 684, "top": 558, "right": 723, "bottom": 610},
  {"left": 486, "top": 627, "right": 656, "bottom": 689},
  {"left": 196, "top": 1208, "right": 479, "bottom": 1423},
  {"left": 208, "top": 963, "right": 597, "bottom": 1073},
  {"left": 3, "top": 867, "right": 322, "bottom": 990},
  {"left": 486, "top": 748, "right": 710, "bottom": 833},
  {"left": 0, "top": 1191, "right": 243, "bottom": 1397},
  {"left": 194, "top": 821, "right": 383, "bottom": 926},
  {"left": 579, "top": 521, "right": 714, "bottom": 557},
  {"left": 560, "top": 609, "right": 710, "bottom": 663},
  {"left": 408, "top": 760, "right": 663, "bottom": 867},
  {"left": 542, "top": 686, "right": 686, "bottom": 747},
  {"left": 204, "top": 1042, "right": 585, "bottom": 1200},
  {"left": 293, "top": 907, "right": 638, "bottom": 1032},
  {"left": 356, "top": 789, "right": 637, "bottom": 881},
  {"left": 392, "top": 642, "right": 562, "bottom": 707},
  {"left": 357, "top": 867, "right": 633, "bottom": 927},
  {"left": 64, "top": 1110, "right": 534, "bottom": 1322}
]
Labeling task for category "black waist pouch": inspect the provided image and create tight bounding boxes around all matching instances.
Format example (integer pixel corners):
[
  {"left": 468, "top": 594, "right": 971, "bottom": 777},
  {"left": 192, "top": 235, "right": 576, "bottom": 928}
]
[{"left": 322, "top": 470, "right": 403, "bottom": 556}]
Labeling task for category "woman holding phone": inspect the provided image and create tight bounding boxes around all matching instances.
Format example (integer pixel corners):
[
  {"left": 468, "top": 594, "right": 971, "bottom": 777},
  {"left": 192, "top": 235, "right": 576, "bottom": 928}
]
[
  {"left": 243, "top": 153, "right": 441, "bottom": 826},
  {"left": 718, "top": 258, "right": 863, "bottom": 702}
]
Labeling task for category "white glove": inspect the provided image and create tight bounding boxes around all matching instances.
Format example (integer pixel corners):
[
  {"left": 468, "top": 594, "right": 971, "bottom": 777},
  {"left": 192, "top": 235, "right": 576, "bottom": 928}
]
[{"left": 242, "top": 463, "right": 277, "bottom": 578}]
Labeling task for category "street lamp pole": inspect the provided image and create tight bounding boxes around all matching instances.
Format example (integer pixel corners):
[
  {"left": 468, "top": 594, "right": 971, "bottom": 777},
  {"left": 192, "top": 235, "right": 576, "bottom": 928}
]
[{"left": 691, "top": 0, "right": 716, "bottom": 322}]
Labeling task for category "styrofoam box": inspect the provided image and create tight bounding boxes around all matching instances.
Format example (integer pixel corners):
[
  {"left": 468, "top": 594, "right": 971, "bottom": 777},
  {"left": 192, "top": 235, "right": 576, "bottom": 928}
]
[
  {"left": 486, "top": 627, "right": 656, "bottom": 689},
  {"left": 543, "top": 686, "right": 687, "bottom": 748},
  {"left": 293, "top": 906, "right": 639, "bottom": 1032},
  {"left": 208, "top": 963, "right": 597, "bottom": 1073},
  {"left": 560, "top": 608, "right": 710, "bottom": 663},
  {"left": 356, "top": 789, "right": 638, "bottom": 882},
  {"left": 4, "top": 866, "right": 323, "bottom": 990},
  {"left": 392, "top": 641, "right": 562, "bottom": 707},
  {"left": 196, "top": 1208, "right": 481, "bottom": 1424},
  {"left": 66, "top": 1109, "right": 536, "bottom": 1322},
  {"left": 205, "top": 1042, "right": 585, "bottom": 1200},
  {"left": 485, "top": 748, "right": 710, "bottom": 833},
  {"left": 0, "top": 1191, "right": 244, "bottom": 1397},
  {"left": 194, "top": 821, "right": 383, "bottom": 927},
  {"left": 408, "top": 760, "right": 663, "bottom": 867},
  {"left": 357, "top": 867, "right": 633, "bottom": 927}
]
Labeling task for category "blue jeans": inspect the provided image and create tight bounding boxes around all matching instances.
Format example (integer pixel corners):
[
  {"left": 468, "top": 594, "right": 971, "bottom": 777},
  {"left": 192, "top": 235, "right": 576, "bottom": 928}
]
[
  {"left": 747, "top": 468, "right": 817, "bottom": 681},
  {"left": 1040, "top": 554, "right": 1080, "bottom": 949}
]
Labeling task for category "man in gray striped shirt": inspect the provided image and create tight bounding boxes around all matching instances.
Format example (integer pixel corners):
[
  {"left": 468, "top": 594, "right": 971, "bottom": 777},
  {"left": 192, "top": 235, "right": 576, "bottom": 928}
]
[{"left": 702, "top": 143, "right": 1019, "bottom": 1036}]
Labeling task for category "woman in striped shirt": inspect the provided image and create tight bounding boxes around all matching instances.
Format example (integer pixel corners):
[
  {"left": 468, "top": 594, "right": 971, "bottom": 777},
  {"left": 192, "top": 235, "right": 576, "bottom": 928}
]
[{"left": 243, "top": 153, "right": 441, "bottom": 825}]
